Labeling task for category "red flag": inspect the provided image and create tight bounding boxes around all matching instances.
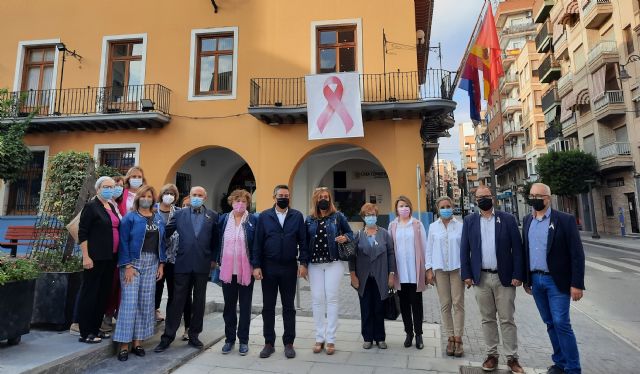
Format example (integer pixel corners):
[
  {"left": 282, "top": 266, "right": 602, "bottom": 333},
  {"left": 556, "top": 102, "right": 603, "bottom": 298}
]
[{"left": 474, "top": 6, "right": 503, "bottom": 99}]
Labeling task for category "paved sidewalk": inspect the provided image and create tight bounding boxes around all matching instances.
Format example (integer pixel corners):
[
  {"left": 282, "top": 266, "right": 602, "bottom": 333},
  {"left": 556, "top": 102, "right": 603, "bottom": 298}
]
[{"left": 579, "top": 231, "right": 640, "bottom": 251}]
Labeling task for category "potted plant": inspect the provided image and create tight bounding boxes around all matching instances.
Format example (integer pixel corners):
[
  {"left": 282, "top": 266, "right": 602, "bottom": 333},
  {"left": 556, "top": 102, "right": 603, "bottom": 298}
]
[{"left": 0, "top": 256, "right": 40, "bottom": 345}]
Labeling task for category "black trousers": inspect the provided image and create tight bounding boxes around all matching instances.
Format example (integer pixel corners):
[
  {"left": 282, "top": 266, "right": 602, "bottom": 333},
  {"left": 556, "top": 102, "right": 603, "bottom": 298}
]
[
  {"left": 161, "top": 272, "right": 208, "bottom": 342},
  {"left": 397, "top": 282, "right": 423, "bottom": 335},
  {"left": 77, "top": 259, "right": 115, "bottom": 338},
  {"left": 155, "top": 273, "right": 165, "bottom": 310},
  {"left": 222, "top": 275, "right": 255, "bottom": 344},
  {"left": 163, "top": 263, "right": 192, "bottom": 328},
  {"left": 359, "top": 276, "right": 386, "bottom": 342},
  {"left": 261, "top": 260, "right": 297, "bottom": 345}
]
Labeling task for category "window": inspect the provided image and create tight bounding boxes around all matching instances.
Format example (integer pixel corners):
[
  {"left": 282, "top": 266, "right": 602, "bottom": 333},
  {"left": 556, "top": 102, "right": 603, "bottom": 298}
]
[
  {"left": 107, "top": 40, "right": 143, "bottom": 103},
  {"left": 317, "top": 25, "right": 356, "bottom": 73},
  {"left": 7, "top": 151, "right": 45, "bottom": 215},
  {"left": 195, "top": 34, "right": 234, "bottom": 95},
  {"left": 607, "top": 177, "right": 625, "bottom": 187},
  {"left": 624, "top": 26, "right": 635, "bottom": 54},
  {"left": 21, "top": 46, "right": 55, "bottom": 111},
  {"left": 99, "top": 148, "right": 136, "bottom": 175},
  {"left": 604, "top": 195, "right": 614, "bottom": 217}
]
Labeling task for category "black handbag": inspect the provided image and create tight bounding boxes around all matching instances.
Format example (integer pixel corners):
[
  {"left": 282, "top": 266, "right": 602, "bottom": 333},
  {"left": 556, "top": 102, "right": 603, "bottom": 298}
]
[
  {"left": 336, "top": 218, "right": 356, "bottom": 261},
  {"left": 384, "top": 289, "right": 401, "bottom": 320}
]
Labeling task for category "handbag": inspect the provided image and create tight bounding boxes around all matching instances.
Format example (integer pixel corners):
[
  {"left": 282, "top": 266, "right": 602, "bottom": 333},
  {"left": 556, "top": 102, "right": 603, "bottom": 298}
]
[
  {"left": 384, "top": 289, "right": 401, "bottom": 320},
  {"left": 336, "top": 216, "right": 356, "bottom": 261},
  {"left": 210, "top": 267, "right": 222, "bottom": 286}
]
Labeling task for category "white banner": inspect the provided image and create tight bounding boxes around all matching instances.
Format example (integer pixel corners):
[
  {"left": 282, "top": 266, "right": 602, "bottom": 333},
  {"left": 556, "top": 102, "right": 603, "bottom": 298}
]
[{"left": 305, "top": 72, "right": 364, "bottom": 140}]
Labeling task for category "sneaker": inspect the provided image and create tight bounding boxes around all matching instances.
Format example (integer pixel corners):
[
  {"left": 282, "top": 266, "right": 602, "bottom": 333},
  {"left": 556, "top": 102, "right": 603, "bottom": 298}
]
[
  {"left": 260, "top": 343, "right": 275, "bottom": 358},
  {"left": 69, "top": 323, "right": 80, "bottom": 336},
  {"left": 221, "top": 342, "right": 234, "bottom": 354},
  {"left": 239, "top": 343, "right": 249, "bottom": 356}
]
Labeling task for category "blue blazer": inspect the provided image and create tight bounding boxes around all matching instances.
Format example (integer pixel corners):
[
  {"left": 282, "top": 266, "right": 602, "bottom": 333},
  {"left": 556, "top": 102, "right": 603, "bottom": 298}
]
[
  {"left": 522, "top": 209, "right": 585, "bottom": 294},
  {"left": 118, "top": 211, "right": 167, "bottom": 267},
  {"left": 165, "top": 207, "right": 219, "bottom": 274},
  {"left": 460, "top": 210, "right": 524, "bottom": 287},
  {"left": 252, "top": 206, "right": 309, "bottom": 268}
]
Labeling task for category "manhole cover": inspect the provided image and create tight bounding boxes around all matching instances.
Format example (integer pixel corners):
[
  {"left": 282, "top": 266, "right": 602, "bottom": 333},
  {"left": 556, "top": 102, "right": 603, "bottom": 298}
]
[{"left": 460, "top": 366, "right": 511, "bottom": 374}]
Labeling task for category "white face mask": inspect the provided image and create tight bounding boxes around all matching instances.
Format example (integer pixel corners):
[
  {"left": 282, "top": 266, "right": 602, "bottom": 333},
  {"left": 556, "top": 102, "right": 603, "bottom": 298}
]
[{"left": 162, "top": 194, "right": 175, "bottom": 205}]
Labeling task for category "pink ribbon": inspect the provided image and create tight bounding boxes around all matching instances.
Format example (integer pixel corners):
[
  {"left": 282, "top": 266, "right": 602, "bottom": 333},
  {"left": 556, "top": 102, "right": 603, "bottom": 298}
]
[{"left": 316, "top": 76, "right": 354, "bottom": 134}]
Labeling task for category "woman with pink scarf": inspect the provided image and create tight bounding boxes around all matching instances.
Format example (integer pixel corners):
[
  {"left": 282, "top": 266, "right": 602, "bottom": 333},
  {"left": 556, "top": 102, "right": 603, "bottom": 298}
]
[{"left": 216, "top": 189, "right": 257, "bottom": 356}]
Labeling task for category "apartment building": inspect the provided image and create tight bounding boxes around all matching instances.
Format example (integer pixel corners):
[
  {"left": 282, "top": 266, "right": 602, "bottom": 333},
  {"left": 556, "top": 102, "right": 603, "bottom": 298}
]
[{"left": 459, "top": 122, "right": 480, "bottom": 212}]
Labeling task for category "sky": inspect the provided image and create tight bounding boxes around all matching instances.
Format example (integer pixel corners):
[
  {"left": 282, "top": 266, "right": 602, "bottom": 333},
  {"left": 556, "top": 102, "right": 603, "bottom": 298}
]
[{"left": 428, "top": 0, "right": 486, "bottom": 169}]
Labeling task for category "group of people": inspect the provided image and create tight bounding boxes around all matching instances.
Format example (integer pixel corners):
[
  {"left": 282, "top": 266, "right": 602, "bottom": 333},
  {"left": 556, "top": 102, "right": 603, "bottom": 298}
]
[{"left": 75, "top": 164, "right": 585, "bottom": 374}]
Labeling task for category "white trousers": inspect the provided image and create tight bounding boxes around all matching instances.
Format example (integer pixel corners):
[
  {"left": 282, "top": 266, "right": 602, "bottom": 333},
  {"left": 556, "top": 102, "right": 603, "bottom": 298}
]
[{"left": 308, "top": 261, "right": 343, "bottom": 344}]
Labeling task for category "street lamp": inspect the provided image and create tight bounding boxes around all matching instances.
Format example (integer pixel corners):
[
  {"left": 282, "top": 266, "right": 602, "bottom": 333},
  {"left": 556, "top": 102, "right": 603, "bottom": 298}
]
[
  {"left": 585, "top": 179, "right": 600, "bottom": 239},
  {"left": 54, "top": 43, "right": 83, "bottom": 115},
  {"left": 618, "top": 54, "right": 640, "bottom": 81}
]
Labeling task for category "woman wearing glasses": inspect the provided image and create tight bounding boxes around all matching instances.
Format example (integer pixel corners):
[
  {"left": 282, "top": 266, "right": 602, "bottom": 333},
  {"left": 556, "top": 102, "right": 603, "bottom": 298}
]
[{"left": 305, "top": 187, "right": 353, "bottom": 355}]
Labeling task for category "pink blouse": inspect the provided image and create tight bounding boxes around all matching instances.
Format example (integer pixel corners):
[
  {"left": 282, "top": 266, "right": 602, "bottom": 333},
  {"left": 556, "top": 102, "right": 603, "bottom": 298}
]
[{"left": 106, "top": 208, "right": 120, "bottom": 254}]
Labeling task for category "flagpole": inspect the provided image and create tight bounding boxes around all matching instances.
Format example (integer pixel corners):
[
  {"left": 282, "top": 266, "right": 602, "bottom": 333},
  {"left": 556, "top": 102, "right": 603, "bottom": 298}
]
[{"left": 452, "top": 0, "right": 489, "bottom": 90}]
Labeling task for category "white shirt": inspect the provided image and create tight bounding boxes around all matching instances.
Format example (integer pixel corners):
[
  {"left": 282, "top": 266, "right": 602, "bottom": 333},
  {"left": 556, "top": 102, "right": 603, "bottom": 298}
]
[
  {"left": 426, "top": 217, "right": 462, "bottom": 271},
  {"left": 480, "top": 210, "right": 498, "bottom": 270},
  {"left": 391, "top": 218, "right": 428, "bottom": 284},
  {"left": 276, "top": 208, "right": 288, "bottom": 227}
]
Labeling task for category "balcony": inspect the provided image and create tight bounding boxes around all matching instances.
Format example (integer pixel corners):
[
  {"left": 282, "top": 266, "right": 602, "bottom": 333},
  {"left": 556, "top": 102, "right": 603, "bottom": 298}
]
[
  {"left": 539, "top": 53, "right": 561, "bottom": 83},
  {"left": 582, "top": 0, "right": 613, "bottom": 29},
  {"left": 587, "top": 40, "right": 619, "bottom": 72},
  {"left": 534, "top": 0, "right": 555, "bottom": 23},
  {"left": 501, "top": 21, "right": 537, "bottom": 37},
  {"left": 501, "top": 98, "right": 521, "bottom": 115},
  {"left": 502, "top": 49, "right": 520, "bottom": 68},
  {"left": 557, "top": 72, "right": 573, "bottom": 98},
  {"left": 593, "top": 90, "right": 625, "bottom": 122},
  {"left": 544, "top": 124, "right": 561, "bottom": 142},
  {"left": 544, "top": 106, "right": 560, "bottom": 124},
  {"left": 561, "top": 113, "right": 577, "bottom": 136},
  {"left": 553, "top": 30, "right": 568, "bottom": 59},
  {"left": 503, "top": 121, "right": 524, "bottom": 141},
  {"left": 500, "top": 75, "right": 519, "bottom": 94},
  {"left": 248, "top": 69, "right": 456, "bottom": 124},
  {"left": 598, "top": 142, "right": 633, "bottom": 171},
  {"left": 541, "top": 84, "right": 560, "bottom": 114},
  {"left": 0, "top": 84, "right": 171, "bottom": 132},
  {"left": 535, "top": 21, "right": 553, "bottom": 53}
]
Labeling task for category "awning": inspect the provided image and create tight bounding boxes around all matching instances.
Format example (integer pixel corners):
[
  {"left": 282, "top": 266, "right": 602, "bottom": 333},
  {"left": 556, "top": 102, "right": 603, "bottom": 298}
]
[
  {"left": 559, "top": 0, "right": 579, "bottom": 25},
  {"left": 575, "top": 88, "right": 590, "bottom": 106},
  {"left": 561, "top": 90, "right": 576, "bottom": 121},
  {"left": 591, "top": 65, "right": 607, "bottom": 101}
]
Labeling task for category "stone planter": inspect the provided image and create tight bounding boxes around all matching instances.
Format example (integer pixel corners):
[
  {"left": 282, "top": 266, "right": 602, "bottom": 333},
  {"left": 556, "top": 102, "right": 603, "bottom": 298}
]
[
  {"left": 0, "top": 278, "right": 36, "bottom": 345},
  {"left": 31, "top": 271, "right": 83, "bottom": 330}
]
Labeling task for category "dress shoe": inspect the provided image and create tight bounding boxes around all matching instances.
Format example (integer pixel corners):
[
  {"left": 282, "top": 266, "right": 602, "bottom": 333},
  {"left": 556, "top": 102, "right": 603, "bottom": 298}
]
[
  {"left": 507, "top": 358, "right": 525, "bottom": 374},
  {"left": 260, "top": 343, "right": 275, "bottom": 358},
  {"left": 415, "top": 334, "right": 424, "bottom": 349},
  {"left": 221, "top": 342, "right": 234, "bottom": 354},
  {"left": 403, "top": 334, "right": 413, "bottom": 347},
  {"left": 362, "top": 341, "right": 373, "bottom": 349},
  {"left": 547, "top": 365, "right": 565, "bottom": 374},
  {"left": 454, "top": 337, "right": 464, "bottom": 357},
  {"left": 284, "top": 344, "right": 296, "bottom": 358},
  {"left": 482, "top": 355, "right": 498, "bottom": 372},
  {"left": 239, "top": 343, "right": 249, "bottom": 356},
  {"left": 376, "top": 341, "right": 388, "bottom": 349},
  {"left": 154, "top": 340, "right": 171, "bottom": 353},
  {"left": 188, "top": 336, "right": 204, "bottom": 349}
]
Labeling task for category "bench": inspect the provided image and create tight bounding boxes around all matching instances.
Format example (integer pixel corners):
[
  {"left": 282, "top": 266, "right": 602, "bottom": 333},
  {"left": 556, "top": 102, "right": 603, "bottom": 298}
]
[{"left": 0, "top": 225, "right": 64, "bottom": 257}]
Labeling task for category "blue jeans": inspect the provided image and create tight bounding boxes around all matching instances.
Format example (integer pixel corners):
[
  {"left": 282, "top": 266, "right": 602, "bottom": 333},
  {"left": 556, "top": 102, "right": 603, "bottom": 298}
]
[{"left": 532, "top": 273, "right": 581, "bottom": 374}]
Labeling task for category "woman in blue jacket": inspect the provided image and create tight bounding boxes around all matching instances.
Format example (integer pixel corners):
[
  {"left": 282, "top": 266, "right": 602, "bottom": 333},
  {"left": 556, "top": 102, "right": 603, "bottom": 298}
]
[{"left": 114, "top": 185, "right": 167, "bottom": 361}]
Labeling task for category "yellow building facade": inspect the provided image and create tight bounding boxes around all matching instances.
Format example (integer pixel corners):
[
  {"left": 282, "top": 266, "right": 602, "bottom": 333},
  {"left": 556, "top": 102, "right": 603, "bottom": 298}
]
[{"left": 0, "top": 0, "right": 455, "bottom": 222}]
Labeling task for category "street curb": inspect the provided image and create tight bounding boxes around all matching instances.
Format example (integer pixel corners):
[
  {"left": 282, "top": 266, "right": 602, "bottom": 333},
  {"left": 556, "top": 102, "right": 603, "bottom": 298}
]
[{"left": 581, "top": 238, "right": 640, "bottom": 252}]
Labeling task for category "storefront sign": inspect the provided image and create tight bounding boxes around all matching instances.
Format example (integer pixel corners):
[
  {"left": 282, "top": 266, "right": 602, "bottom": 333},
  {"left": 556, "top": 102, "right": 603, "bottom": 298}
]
[
  {"left": 354, "top": 170, "right": 388, "bottom": 179},
  {"left": 306, "top": 72, "right": 364, "bottom": 140}
]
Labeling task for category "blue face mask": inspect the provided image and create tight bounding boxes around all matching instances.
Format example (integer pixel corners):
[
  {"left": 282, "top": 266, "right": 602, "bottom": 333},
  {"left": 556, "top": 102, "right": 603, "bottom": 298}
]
[
  {"left": 364, "top": 215, "right": 377, "bottom": 226},
  {"left": 100, "top": 188, "right": 114, "bottom": 201},
  {"left": 439, "top": 208, "right": 453, "bottom": 219},
  {"left": 113, "top": 186, "right": 124, "bottom": 198},
  {"left": 190, "top": 196, "right": 204, "bottom": 208}
]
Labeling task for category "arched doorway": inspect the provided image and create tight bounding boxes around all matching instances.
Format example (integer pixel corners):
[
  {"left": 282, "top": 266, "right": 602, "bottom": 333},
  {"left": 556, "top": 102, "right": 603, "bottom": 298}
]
[
  {"left": 171, "top": 147, "right": 256, "bottom": 212},
  {"left": 291, "top": 144, "right": 391, "bottom": 228}
]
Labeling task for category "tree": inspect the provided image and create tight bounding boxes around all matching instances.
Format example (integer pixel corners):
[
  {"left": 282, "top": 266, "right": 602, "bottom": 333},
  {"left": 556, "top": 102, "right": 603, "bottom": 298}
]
[
  {"left": 536, "top": 150, "right": 599, "bottom": 196},
  {"left": 0, "top": 89, "right": 33, "bottom": 182}
]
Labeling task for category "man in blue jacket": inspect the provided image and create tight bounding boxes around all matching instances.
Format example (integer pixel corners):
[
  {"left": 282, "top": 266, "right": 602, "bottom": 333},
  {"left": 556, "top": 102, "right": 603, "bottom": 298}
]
[
  {"left": 523, "top": 183, "right": 585, "bottom": 374},
  {"left": 154, "top": 186, "right": 219, "bottom": 352},
  {"left": 252, "top": 184, "right": 309, "bottom": 359},
  {"left": 460, "top": 185, "right": 525, "bottom": 373}
]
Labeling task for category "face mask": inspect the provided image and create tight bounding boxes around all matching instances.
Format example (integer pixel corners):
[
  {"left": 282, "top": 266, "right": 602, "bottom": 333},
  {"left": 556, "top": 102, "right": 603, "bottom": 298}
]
[
  {"left": 162, "top": 194, "right": 175, "bottom": 205},
  {"left": 364, "top": 215, "right": 377, "bottom": 226},
  {"left": 139, "top": 198, "right": 153, "bottom": 209},
  {"left": 439, "top": 208, "right": 453, "bottom": 219},
  {"left": 397, "top": 206, "right": 411, "bottom": 218},
  {"left": 129, "top": 178, "right": 143, "bottom": 189},
  {"left": 477, "top": 197, "right": 493, "bottom": 211},
  {"left": 113, "top": 186, "right": 124, "bottom": 198},
  {"left": 529, "top": 198, "right": 546, "bottom": 212},
  {"left": 276, "top": 197, "right": 289, "bottom": 209},
  {"left": 233, "top": 201, "right": 247, "bottom": 214},
  {"left": 100, "top": 188, "right": 114, "bottom": 201},
  {"left": 190, "top": 196, "right": 204, "bottom": 208},
  {"left": 317, "top": 199, "right": 330, "bottom": 211}
]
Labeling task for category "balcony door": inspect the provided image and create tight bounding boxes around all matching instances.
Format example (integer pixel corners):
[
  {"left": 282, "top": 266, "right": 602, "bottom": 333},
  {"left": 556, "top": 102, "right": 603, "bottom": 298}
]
[
  {"left": 21, "top": 47, "right": 55, "bottom": 115},
  {"left": 105, "top": 40, "right": 143, "bottom": 112}
]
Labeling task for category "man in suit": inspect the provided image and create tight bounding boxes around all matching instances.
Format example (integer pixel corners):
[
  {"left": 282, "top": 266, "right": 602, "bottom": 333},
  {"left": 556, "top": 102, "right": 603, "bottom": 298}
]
[
  {"left": 460, "top": 185, "right": 525, "bottom": 373},
  {"left": 154, "top": 186, "right": 219, "bottom": 352},
  {"left": 523, "top": 183, "right": 585, "bottom": 374},
  {"left": 252, "top": 184, "right": 309, "bottom": 359}
]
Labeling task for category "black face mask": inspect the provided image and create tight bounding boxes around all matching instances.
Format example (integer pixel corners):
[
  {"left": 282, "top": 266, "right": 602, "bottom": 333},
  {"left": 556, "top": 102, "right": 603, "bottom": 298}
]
[
  {"left": 477, "top": 197, "right": 493, "bottom": 211},
  {"left": 276, "top": 197, "right": 289, "bottom": 209},
  {"left": 529, "top": 198, "right": 546, "bottom": 212},
  {"left": 317, "top": 199, "right": 330, "bottom": 211}
]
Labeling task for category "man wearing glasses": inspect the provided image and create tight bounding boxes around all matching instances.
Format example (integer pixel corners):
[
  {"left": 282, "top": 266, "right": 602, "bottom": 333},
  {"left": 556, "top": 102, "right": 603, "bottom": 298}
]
[
  {"left": 523, "top": 183, "right": 585, "bottom": 374},
  {"left": 460, "top": 185, "right": 525, "bottom": 373}
]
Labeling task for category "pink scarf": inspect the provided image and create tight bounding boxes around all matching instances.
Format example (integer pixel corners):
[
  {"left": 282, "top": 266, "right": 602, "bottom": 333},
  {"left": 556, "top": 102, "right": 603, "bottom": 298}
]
[{"left": 220, "top": 212, "right": 252, "bottom": 286}]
